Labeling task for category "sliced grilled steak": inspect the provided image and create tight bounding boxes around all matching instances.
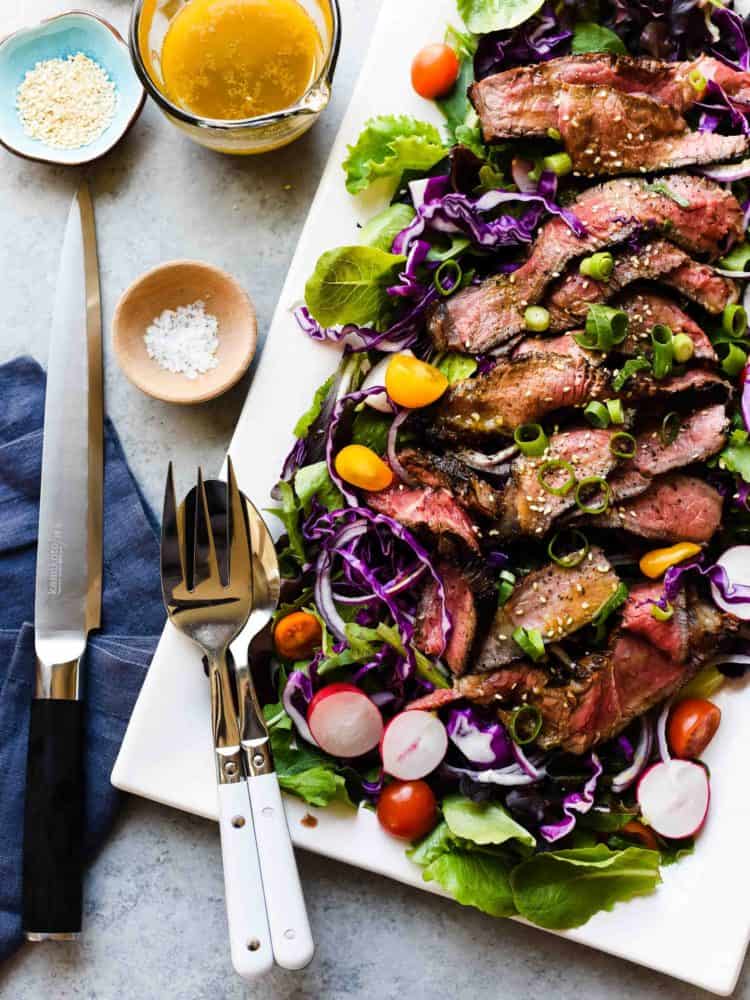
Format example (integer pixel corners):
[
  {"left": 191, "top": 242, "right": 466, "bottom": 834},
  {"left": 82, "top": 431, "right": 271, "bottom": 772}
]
[
  {"left": 431, "top": 355, "right": 608, "bottom": 443},
  {"left": 415, "top": 561, "right": 477, "bottom": 676},
  {"left": 498, "top": 428, "right": 618, "bottom": 537},
  {"left": 606, "top": 467, "right": 652, "bottom": 504},
  {"left": 622, "top": 366, "right": 731, "bottom": 403},
  {"left": 617, "top": 291, "right": 716, "bottom": 362},
  {"left": 584, "top": 473, "right": 723, "bottom": 542},
  {"left": 513, "top": 332, "right": 604, "bottom": 365},
  {"left": 397, "top": 448, "right": 503, "bottom": 520},
  {"left": 633, "top": 403, "right": 728, "bottom": 477},
  {"left": 474, "top": 550, "right": 620, "bottom": 671},
  {"left": 427, "top": 176, "right": 742, "bottom": 353},
  {"left": 367, "top": 485, "right": 481, "bottom": 553},
  {"left": 470, "top": 52, "right": 750, "bottom": 141},
  {"left": 546, "top": 240, "right": 737, "bottom": 332},
  {"left": 621, "top": 581, "right": 689, "bottom": 662},
  {"left": 558, "top": 85, "right": 750, "bottom": 176},
  {"left": 408, "top": 662, "right": 549, "bottom": 713}
]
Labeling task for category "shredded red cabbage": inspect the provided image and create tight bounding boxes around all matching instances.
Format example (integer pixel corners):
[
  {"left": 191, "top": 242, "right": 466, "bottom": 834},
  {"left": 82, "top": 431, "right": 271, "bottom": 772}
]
[
  {"left": 710, "top": 5, "right": 750, "bottom": 72},
  {"left": 282, "top": 670, "right": 318, "bottom": 745},
  {"left": 661, "top": 556, "right": 750, "bottom": 606},
  {"left": 697, "top": 79, "right": 750, "bottom": 136},
  {"left": 474, "top": 3, "right": 572, "bottom": 80},
  {"left": 446, "top": 707, "right": 514, "bottom": 769},
  {"left": 539, "top": 753, "right": 603, "bottom": 843}
]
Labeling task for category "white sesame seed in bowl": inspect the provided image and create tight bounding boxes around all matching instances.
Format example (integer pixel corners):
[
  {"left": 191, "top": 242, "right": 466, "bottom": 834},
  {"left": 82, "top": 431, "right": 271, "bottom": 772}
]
[{"left": 0, "top": 11, "right": 145, "bottom": 166}]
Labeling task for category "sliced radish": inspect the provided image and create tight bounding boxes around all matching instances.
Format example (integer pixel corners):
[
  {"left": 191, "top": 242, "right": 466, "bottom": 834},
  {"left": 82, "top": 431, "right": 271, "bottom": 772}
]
[
  {"left": 362, "top": 351, "right": 413, "bottom": 412},
  {"left": 637, "top": 759, "right": 710, "bottom": 839},
  {"left": 307, "top": 683, "right": 383, "bottom": 758},
  {"left": 380, "top": 710, "right": 448, "bottom": 780},
  {"left": 711, "top": 545, "right": 750, "bottom": 621}
]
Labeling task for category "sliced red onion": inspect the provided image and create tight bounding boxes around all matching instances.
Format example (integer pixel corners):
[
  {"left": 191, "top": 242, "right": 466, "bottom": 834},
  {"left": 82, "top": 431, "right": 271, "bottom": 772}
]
[
  {"left": 441, "top": 761, "right": 544, "bottom": 786},
  {"left": 314, "top": 521, "right": 368, "bottom": 639},
  {"left": 387, "top": 408, "right": 414, "bottom": 484},
  {"left": 511, "top": 157, "right": 537, "bottom": 192},
  {"left": 612, "top": 716, "right": 653, "bottom": 794},
  {"left": 656, "top": 698, "right": 673, "bottom": 764},
  {"left": 512, "top": 742, "right": 547, "bottom": 780},
  {"left": 282, "top": 671, "right": 318, "bottom": 746},
  {"left": 697, "top": 157, "right": 750, "bottom": 182},
  {"left": 332, "top": 563, "right": 427, "bottom": 604},
  {"left": 455, "top": 444, "right": 518, "bottom": 471}
]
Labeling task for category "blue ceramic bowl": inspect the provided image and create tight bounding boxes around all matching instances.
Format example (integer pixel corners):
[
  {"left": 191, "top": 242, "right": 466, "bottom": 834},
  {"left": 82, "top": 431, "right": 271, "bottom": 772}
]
[{"left": 0, "top": 11, "right": 145, "bottom": 165}]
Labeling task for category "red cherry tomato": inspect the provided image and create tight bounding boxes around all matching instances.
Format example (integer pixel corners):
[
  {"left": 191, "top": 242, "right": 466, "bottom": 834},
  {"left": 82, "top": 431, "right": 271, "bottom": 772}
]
[
  {"left": 621, "top": 819, "right": 660, "bottom": 851},
  {"left": 667, "top": 698, "right": 721, "bottom": 759},
  {"left": 376, "top": 780, "right": 437, "bottom": 840},
  {"left": 411, "top": 43, "right": 460, "bottom": 100}
]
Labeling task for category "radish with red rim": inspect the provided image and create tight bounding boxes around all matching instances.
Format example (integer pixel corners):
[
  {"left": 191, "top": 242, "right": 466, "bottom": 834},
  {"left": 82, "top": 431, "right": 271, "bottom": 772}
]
[
  {"left": 637, "top": 760, "right": 710, "bottom": 840},
  {"left": 380, "top": 710, "right": 448, "bottom": 780},
  {"left": 307, "top": 683, "right": 384, "bottom": 758}
]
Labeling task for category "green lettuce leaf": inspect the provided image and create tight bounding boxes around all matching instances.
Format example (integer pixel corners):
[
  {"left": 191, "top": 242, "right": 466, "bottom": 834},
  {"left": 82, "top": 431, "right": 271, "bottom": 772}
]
[
  {"left": 305, "top": 245, "right": 405, "bottom": 327},
  {"left": 572, "top": 22, "right": 627, "bottom": 54},
  {"left": 510, "top": 845, "right": 661, "bottom": 929},
  {"left": 360, "top": 203, "right": 416, "bottom": 251},
  {"left": 407, "top": 821, "right": 457, "bottom": 866},
  {"left": 351, "top": 408, "right": 392, "bottom": 455},
  {"left": 270, "top": 726, "right": 351, "bottom": 808},
  {"left": 266, "top": 480, "right": 305, "bottom": 564},
  {"left": 443, "top": 795, "right": 536, "bottom": 851},
  {"left": 423, "top": 851, "right": 517, "bottom": 917},
  {"left": 293, "top": 374, "right": 335, "bottom": 438},
  {"left": 294, "top": 461, "right": 343, "bottom": 512},
  {"left": 457, "top": 0, "right": 544, "bottom": 33},
  {"left": 436, "top": 352, "right": 478, "bottom": 383},
  {"left": 718, "top": 428, "right": 750, "bottom": 483},
  {"left": 438, "top": 27, "right": 480, "bottom": 146},
  {"left": 343, "top": 115, "right": 449, "bottom": 195}
]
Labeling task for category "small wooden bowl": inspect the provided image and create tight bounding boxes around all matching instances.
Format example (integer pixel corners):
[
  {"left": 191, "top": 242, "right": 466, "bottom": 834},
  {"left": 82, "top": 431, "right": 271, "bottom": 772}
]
[{"left": 112, "top": 261, "right": 257, "bottom": 404}]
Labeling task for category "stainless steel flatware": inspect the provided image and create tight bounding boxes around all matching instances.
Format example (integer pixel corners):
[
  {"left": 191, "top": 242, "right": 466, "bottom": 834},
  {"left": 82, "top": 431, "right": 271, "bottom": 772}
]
[
  {"left": 23, "top": 181, "right": 103, "bottom": 941},
  {"left": 161, "top": 460, "right": 273, "bottom": 979},
  {"left": 229, "top": 491, "right": 314, "bottom": 972}
]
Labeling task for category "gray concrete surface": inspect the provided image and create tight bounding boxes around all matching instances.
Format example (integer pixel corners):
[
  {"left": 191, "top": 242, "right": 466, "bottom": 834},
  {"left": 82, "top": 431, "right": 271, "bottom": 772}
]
[{"left": 1, "top": 1, "right": 749, "bottom": 998}]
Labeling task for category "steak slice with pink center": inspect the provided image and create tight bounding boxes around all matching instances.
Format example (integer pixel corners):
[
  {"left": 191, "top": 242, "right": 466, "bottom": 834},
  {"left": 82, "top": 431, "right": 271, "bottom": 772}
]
[
  {"left": 367, "top": 484, "right": 480, "bottom": 553},
  {"left": 633, "top": 404, "right": 728, "bottom": 477},
  {"left": 617, "top": 291, "right": 717, "bottom": 362},
  {"left": 414, "top": 561, "right": 477, "bottom": 677},
  {"left": 621, "top": 581, "right": 689, "bottom": 662}
]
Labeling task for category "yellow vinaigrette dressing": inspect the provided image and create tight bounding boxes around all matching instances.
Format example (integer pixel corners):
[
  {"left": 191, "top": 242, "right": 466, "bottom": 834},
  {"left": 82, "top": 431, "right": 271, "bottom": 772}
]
[{"left": 144, "top": 0, "right": 324, "bottom": 121}]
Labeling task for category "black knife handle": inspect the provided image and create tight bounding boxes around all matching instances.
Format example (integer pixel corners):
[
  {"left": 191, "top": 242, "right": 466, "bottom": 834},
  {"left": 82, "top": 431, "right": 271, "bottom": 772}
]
[{"left": 22, "top": 699, "right": 85, "bottom": 938}]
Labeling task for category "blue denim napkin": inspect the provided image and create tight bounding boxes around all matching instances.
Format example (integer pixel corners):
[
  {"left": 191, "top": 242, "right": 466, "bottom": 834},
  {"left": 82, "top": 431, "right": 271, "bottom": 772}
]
[{"left": 0, "top": 357, "right": 165, "bottom": 959}]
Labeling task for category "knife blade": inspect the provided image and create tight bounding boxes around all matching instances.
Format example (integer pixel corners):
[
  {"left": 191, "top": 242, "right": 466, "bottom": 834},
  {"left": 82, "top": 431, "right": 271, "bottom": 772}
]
[{"left": 22, "top": 182, "right": 102, "bottom": 941}]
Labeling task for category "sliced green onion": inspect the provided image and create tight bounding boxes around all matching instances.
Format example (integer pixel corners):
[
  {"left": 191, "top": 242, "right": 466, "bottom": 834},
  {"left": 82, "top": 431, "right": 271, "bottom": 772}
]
[
  {"left": 583, "top": 303, "right": 628, "bottom": 351},
  {"left": 575, "top": 476, "right": 611, "bottom": 514},
  {"left": 651, "top": 323, "right": 674, "bottom": 380},
  {"left": 434, "top": 259, "right": 462, "bottom": 297},
  {"left": 719, "top": 341, "right": 748, "bottom": 377},
  {"left": 524, "top": 305, "right": 550, "bottom": 332},
  {"left": 509, "top": 703, "right": 544, "bottom": 744},
  {"left": 719, "top": 241, "right": 750, "bottom": 272},
  {"left": 651, "top": 602, "right": 674, "bottom": 622},
  {"left": 612, "top": 356, "right": 650, "bottom": 391},
  {"left": 606, "top": 398, "right": 625, "bottom": 424},
  {"left": 543, "top": 152, "right": 572, "bottom": 176},
  {"left": 496, "top": 570, "right": 516, "bottom": 606},
  {"left": 591, "top": 581, "right": 629, "bottom": 640},
  {"left": 514, "top": 422, "right": 549, "bottom": 457},
  {"left": 538, "top": 459, "right": 576, "bottom": 496},
  {"left": 688, "top": 68, "right": 706, "bottom": 92},
  {"left": 584, "top": 401, "right": 610, "bottom": 428},
  {"left": 671, "top": 332, "right": 695, "bottom": 363},
  {"left": 546, "top": 126, "right": 562, "bottom": 141},
  {"left": 548, "top": 529, "right": 590, "bottom": 568},
  {"left": 579, "top": 252, "right": 614, "bottom": 281},
  {"left": 610, "top": 431, "right": 636, "bottom": 459},
  {"left": 660, "top": 411, "right": 680, "bottom": 446},
  {"left": 573, "top": 328, "right": 600, "bottom": 350},
  {"left": 722, "top": 303, "right": 748, "bottom": 339}
]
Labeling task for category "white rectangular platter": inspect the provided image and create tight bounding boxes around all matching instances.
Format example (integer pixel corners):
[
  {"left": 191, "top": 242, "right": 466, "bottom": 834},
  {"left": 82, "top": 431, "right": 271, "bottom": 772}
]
[{"left": 112, "top": 0, "right": 750, "bottom": 992}]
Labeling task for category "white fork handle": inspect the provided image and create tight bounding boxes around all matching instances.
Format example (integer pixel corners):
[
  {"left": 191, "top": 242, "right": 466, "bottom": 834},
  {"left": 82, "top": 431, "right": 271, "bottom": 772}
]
[
  {"left": 217, "top": 781, "right": 274, "bottom": 979},
  {"left": 247, "top": 772, "right": 315, "bottom": 970}
]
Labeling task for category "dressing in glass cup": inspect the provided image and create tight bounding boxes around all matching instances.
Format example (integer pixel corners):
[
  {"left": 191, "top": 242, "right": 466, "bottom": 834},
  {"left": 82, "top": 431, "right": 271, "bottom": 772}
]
[{"left": 130, "top": 0, "right": 341, "bottom": 154}]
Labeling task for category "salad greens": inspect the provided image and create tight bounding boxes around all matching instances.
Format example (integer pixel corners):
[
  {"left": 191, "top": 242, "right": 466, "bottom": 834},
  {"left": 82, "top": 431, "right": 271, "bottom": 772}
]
[
  {"left": 342, "top": 115, "right": 449, "bottom": 195},
  {"left": 360, "top": 204, "right": 417, "bottom": 252},
  {"left": 571, "top": 21, "right": 627, "bottom": 54},
  {"left": 304, "top": 245, "right": 405, "bottom": 326},
  {"left": 456, "top": 0, "right": 544, "bottom": 34}
]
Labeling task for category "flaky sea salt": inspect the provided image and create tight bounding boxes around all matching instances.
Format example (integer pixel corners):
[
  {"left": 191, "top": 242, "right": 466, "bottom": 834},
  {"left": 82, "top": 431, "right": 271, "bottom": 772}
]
[{"left": 144, "top": 301, "right": 220, "bottom": 380}]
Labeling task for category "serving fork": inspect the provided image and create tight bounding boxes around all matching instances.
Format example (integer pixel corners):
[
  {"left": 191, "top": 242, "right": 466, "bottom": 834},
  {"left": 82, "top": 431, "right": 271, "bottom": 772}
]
[{"left": 161, "top": 460, "right": 272, "bottom": 979}]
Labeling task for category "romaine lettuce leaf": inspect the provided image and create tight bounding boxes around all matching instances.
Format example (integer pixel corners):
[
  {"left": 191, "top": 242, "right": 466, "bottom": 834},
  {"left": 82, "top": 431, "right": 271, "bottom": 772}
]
[
  {"left": 305, "top": 245, "right": 405, "bottom": 326},
  {"left": 294, "top": 461, "right": 343, "bottom": 512},
  {"left": 423, "top": 851, "right": 517, "bottom": 917},
  {"left": 270, "top": 724, "right": 350, "bottom": 807},
  {"left": 360, "top": 203, "right": 416, "bottom": 251},
  {"left": 510, "top": 844, "right": 661, "bottom": 929},
  {"left": 343, "top": 115, "right": 449, "bottom": 195},
  {"left": 443, "top": 795, "right": 536, "bottom": 851},
  {"left": 457, "top": 0, "right": 544, "bottom": 34},
  {"left": 293, "top": 374, "right": 336, "bottom": 438}
]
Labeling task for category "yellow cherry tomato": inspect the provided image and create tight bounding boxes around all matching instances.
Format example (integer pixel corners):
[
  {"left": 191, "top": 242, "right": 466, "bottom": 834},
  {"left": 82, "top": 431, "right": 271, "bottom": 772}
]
[
  {"left": 639, "top": 542, "right": 702, "bottom": 579},
  {"left": 385, "top": 354, "right": 449, "bottom": 409},
  {"left": 335, "top": 445, "right": 394, "bottom": 491}
]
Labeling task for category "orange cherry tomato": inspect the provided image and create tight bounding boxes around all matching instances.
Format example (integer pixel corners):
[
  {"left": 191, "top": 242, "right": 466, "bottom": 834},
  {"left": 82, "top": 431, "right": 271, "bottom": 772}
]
[
  {"left": 411, "top": 43, "right": 460, "bottom": 100},
  {"left": 335, "top": 444, "right": 394, "bottom": 491},
  {"left": 385, "top": 354, "right": 448, "bottom": 409},
  {"left": 621, "top": 819, "right": 660, "bottom": 851},
  {"left": 274, "top": 611, "right": 322, "bottom": 660},
  {"left": 667, "top": 698, "right": 721, "bottom": 759},
  {"left": 376, "top": 780, "right": 437, "bottom": 840}
]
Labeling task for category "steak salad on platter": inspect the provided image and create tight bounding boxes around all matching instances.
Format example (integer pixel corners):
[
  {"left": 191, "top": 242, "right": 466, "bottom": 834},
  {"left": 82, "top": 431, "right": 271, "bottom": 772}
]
[{"left": 259, "top": 0, "right": 750, "bottom": 931}]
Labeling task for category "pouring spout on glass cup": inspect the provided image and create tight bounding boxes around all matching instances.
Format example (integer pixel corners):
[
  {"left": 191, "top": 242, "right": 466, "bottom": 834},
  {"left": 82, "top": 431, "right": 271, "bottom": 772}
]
[{"left": 129, "top": 0, "right": 341, "bottom": 155}]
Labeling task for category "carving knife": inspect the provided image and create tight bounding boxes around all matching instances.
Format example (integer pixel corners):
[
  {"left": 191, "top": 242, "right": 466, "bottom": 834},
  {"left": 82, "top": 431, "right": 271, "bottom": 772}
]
[{"left": 22, "top": 182, "right": 103, "bottom": 940}]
